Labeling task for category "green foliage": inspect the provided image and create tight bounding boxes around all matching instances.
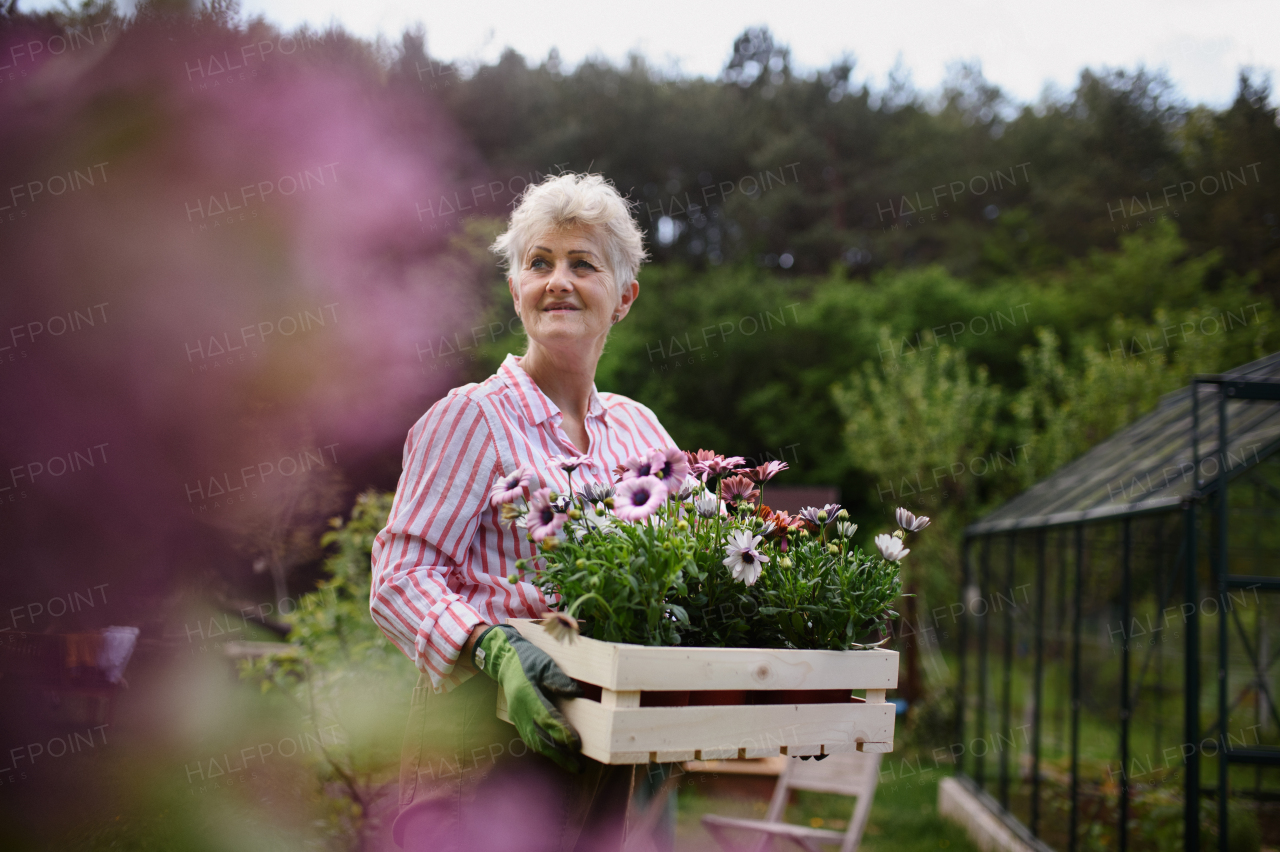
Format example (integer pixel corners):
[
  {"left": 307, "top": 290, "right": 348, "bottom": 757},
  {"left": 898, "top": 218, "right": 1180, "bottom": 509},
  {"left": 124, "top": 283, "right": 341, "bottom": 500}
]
[
  {"left": 832, "top": 338, "right": 1002, "bottom": 606},
  {"left": 533, "top": 517, "right": 693, "bottom": 647},
  {"left": 249, "top": 490, "right": 405, "bottom": 679},
  {"left": 1013, "top": 300, "right": 1275, "bottom": 479},
  {"left": 835, "top": 337, "right": 1001, "bottom": 512},
  {"left": 752, "top": 533, "right": 902, "bottom": 650},
  {"left": 1043, "top": 779, "right": 1262, "bottom": 852},
  {"left": 238, "top": 490, "right": 413, "bottom": 848}
]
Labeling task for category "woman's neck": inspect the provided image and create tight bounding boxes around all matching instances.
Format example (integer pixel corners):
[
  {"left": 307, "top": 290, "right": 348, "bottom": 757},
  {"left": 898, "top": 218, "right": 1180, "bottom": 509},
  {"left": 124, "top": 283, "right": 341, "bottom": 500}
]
[{"left": 519, "top": 341, "right": 600, "bottom": 425}]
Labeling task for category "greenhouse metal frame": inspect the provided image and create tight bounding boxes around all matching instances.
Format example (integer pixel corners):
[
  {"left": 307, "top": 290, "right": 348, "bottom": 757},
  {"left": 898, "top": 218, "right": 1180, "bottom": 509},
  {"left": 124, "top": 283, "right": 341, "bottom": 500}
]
[{"left": 957, "top": 352, "right": 1280, "bottom": 851}]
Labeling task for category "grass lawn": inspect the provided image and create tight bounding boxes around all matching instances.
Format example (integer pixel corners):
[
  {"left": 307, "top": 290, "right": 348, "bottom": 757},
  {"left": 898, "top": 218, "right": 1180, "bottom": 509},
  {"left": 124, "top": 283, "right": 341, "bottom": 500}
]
[{"left": 674, "top": 764, "right": 977, "bottom": 852}]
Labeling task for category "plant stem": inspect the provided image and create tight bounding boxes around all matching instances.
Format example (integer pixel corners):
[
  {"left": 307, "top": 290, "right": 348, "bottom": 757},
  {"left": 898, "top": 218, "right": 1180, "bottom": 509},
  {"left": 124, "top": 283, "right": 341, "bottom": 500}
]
[{"left": 716, "top": 477, "right": 725, "bottom": 554}]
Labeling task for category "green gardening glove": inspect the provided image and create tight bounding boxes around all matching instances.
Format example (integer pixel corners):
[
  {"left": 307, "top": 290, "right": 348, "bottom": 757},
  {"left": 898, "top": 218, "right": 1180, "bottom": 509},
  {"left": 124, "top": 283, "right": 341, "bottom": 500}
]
[{"left": 472, "top": 624, "right": 584, "bottom": 773}]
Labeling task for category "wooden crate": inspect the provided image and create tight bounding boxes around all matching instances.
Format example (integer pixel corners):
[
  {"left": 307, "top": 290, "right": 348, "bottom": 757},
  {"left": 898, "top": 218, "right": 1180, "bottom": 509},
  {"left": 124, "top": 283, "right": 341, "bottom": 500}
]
[{"left": 497, "top": 619, "right": 897, "bottom": 765}]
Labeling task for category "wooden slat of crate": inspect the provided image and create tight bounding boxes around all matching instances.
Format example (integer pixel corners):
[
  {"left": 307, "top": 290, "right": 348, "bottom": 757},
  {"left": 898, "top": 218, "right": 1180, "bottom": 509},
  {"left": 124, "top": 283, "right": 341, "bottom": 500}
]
[
  {"left": 507, "top": 619, "right": 898, "bottom": 691},
  {"left": 559, "top": 699, "right": 895, "bottom": 765}
]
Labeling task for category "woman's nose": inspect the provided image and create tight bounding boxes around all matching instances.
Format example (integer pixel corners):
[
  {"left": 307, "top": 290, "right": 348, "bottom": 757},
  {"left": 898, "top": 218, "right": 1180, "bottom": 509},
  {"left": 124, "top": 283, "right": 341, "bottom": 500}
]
[{"left": 546, "top": 261, "right": 574, "bottom": 292}]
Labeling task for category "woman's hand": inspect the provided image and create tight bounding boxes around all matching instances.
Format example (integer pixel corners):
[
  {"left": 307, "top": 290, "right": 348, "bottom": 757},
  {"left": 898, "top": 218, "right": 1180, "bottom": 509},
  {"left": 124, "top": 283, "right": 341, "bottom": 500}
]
[{"left": 471, "top": 624, "right": 584, "bottom": 773}]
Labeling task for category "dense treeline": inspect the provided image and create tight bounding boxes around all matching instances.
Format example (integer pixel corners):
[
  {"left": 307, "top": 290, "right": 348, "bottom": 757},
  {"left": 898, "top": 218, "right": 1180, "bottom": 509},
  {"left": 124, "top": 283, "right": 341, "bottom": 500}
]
[{"left": 399, "top": 28, "right": 1280, "bottom": 289}]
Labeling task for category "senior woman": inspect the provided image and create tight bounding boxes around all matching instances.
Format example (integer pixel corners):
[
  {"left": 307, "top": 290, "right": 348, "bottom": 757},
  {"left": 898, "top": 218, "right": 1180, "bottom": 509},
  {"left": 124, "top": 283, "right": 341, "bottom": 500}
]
[{"left": 370, "top": 173, "right": 676, "bottom": 852}]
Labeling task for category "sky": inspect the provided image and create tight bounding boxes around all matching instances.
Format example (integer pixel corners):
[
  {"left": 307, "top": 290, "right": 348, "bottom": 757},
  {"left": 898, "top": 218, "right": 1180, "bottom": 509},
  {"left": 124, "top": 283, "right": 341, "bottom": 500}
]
[{"left": 23, "top": 0, "right": 1280, "bottom": 107}]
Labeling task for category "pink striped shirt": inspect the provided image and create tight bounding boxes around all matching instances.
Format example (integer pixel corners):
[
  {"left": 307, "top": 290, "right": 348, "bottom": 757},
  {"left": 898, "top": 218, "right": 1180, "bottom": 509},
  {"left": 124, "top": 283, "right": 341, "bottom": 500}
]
[{"left": 370, "top": 353, "right": 675, "bottom": 691}]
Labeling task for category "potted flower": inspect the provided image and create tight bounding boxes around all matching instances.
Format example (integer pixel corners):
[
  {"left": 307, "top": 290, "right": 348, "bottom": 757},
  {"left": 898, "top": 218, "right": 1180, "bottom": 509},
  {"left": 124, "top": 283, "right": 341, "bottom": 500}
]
[{"left": 492, "top": 449, "right": 927, "bottom": 764}]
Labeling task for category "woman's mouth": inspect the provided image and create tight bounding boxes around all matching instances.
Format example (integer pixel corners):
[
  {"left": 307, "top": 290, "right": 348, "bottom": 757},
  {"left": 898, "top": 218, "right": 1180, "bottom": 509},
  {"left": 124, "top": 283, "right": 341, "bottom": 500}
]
[{"left": 542, "top": 303, "right": 580, "bottom": 313}]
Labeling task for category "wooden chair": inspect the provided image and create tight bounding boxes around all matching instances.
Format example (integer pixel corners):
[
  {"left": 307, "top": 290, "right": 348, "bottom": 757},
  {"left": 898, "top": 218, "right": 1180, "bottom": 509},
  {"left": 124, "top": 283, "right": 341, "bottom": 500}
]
[{"left": 701, "top": 750, "right": 883, "bottom": 852}]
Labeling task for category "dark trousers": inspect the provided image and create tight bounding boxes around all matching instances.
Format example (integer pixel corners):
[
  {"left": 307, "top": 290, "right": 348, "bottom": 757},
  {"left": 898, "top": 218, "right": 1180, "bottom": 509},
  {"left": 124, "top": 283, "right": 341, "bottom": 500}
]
[{"left": 393, "top": 673, "right": 635, "bottom": 852}]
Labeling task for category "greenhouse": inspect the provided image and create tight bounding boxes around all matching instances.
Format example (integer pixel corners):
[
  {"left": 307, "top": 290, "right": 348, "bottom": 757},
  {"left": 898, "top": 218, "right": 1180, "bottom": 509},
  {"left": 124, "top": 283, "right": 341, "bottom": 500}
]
[{"left": 957, "top": 352, "right": 1280, "bottom": 851}]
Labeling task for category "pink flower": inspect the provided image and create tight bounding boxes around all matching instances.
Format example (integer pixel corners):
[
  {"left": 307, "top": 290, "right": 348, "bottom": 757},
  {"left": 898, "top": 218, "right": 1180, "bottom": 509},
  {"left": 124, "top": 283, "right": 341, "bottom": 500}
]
[
  {"left": 691, "top": 451, "right": 746, "bottom": 481},
  {"left": 550, "top": 454, "right": 593, "bottom": 473},
  {"left": 649, "top": 447, "right": 690, "bottom": 484},
  {"left": 720, "top": 475, "right": 759, "bottom": 506},
  {"left": 685, "top": 449, "right": 713, "bottom": 470},
  {"left": 613, "top": 476, "right": 668, "bottom": 521},
  {"left": 489, "top": 466, "right": 533, "bottom": 508},
  {"left": 744, "top": 460, "right": 789, "bottom": 484},
  {"left": 527, "top": 488, "right": 568, "bottom": 541}
]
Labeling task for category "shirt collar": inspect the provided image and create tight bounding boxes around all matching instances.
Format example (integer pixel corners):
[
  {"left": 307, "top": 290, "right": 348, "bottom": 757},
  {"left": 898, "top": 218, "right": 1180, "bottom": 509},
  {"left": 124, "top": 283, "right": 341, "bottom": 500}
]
[{"left": 500, "top": 354, "right": 606, "bottom": 426}]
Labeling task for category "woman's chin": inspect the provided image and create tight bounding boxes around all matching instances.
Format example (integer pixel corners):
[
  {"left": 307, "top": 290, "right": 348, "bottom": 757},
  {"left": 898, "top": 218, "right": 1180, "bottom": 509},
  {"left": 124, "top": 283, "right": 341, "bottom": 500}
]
[{"left": 528, "top": 323, "right": 605, "bottom": 349}]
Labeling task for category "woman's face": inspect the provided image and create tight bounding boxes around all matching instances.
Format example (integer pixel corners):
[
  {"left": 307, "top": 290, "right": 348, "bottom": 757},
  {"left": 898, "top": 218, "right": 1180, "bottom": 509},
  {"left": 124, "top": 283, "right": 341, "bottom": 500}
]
[{"left": 509, "top": 224, "right": 635, "bottom": 355}]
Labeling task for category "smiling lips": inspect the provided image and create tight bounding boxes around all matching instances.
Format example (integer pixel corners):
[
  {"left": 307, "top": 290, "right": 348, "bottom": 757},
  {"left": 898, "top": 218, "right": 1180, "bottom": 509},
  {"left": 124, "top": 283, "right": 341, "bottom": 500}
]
[{"left": 542, "top": 302, "right": 581, "bottom": 312}]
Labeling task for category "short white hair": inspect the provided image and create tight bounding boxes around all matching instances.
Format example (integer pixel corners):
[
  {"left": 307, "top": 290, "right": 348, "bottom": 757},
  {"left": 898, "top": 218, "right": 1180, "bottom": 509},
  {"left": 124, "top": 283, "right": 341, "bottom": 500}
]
[{"left": 490, "top": 173, "right": 648, "bottom": 297}]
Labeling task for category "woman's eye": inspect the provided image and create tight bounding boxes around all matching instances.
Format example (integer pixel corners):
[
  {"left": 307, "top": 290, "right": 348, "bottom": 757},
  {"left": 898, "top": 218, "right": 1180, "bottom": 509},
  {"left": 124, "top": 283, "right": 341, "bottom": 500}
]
[
  {"left": 530, "top": 257, "right": 549, "bottom": 269},
  {"left": 575, "top": 260, "right": 597, "bottom": 270}
]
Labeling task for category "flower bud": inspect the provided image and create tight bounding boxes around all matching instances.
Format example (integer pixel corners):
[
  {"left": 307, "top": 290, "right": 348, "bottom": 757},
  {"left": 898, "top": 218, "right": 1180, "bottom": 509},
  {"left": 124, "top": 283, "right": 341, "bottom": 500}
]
[
  {"left": 515, "top": 559, "right": 527, "bottom": 571},
  {"left": 799, "top": 528, "right": 810, "bottom": 538},
  {"left": 541, "top": 537, "right": 559, "bottom": 552},
  {"left": 893, "top": 529, "right": 906, "bottom": 540},
  {"left": 780, "top": 557, "right": 793, "bottom": 569},
  {"left": 603, "top": 497, "right": 615, "bottom": 509},
  {"left": 507, "top": 574, "right": 519, "bottom": 584},
  {"left": 576, "top": 559, "right": 586, "bottom": 569},
  {"left": 817, "top": 510, "right": 828, "bottom": 523},
  {"left": 595, "top": 507, "right": 605, "bottom": 516},
  {"left": 835, "top": 509, "right": 849, "bottom": 520},
  {"left": 568, "top": 509, "right": 582, "bottom": 520},
  {"left": 828, "top": 543, "right": 839, "bottom": 555},
  {"left": 676, "top": 519, "right": 689, "bottom": 531}
]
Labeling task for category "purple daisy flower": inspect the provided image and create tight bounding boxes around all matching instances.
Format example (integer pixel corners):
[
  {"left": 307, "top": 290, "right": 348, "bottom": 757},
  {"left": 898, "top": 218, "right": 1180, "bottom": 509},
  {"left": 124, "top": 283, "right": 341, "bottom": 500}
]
[
  {"left": 620, "top": 453, "right": 655, "bottom": 480},
  {"left": 648, "top": 447, "right": 691, "bottom": 484},
  {"left": 527, "top": 487, "right": 568, "bottom": 542},
  {"left": 489, "top": 466, "right": 533, "bottom": 508},
  {"left": 613, "top": 476, "right": 668, "bottom": 522},
  {"left": 895, "top": 507, "right": 931, "bottom": 532},
  {"left": 798, "top": 503, "right": 842, "bottom": 525}
]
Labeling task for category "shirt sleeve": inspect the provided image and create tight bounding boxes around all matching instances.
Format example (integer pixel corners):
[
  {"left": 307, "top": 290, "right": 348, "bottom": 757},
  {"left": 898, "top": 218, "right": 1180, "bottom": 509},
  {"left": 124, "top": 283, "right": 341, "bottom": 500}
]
[{"left": 370, "top": 392, "right": 498, "bottom": 690}]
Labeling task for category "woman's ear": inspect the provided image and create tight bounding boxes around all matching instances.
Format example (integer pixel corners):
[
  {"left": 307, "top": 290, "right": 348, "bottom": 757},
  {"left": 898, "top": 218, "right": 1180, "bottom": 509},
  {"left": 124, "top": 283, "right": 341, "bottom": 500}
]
[
  {"left": 614, "top": 279, "right": 639, "bottom": 323},
  {"left": 508, "top": 276, "right": 520, "bottom": 316}
]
